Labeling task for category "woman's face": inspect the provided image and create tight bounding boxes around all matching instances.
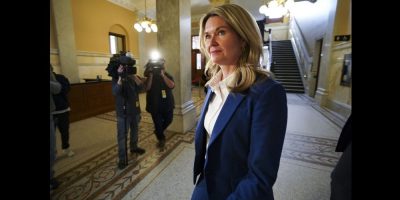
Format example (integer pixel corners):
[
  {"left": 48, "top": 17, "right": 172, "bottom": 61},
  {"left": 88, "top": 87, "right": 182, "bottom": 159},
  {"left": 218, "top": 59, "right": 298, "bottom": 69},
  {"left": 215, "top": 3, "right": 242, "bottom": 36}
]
[{"left": 204, "top": 16, "right": 243, "bottom": 66}]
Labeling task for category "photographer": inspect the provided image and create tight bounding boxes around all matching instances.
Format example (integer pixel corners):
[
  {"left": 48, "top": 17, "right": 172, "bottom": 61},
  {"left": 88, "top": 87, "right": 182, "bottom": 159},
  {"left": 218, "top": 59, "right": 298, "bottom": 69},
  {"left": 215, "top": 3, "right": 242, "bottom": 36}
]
[
  {"left": 144, "top": 59, "right": 175, "bottom": 149},
  {"left": 111, "top": 55, "right": 146, "bottom": 170}
]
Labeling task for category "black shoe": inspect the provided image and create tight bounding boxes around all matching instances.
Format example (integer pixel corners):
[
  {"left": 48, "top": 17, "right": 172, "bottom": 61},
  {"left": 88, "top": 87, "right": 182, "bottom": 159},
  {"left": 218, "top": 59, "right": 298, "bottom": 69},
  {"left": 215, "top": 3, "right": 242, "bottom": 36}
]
[
  {"left": 118, "top": 161, "right": 127, "bottom": 170},
  {"left": 131, "top": 147, "right": 146, "bottom": 155},
  {"left": 50, "top": 178, "right": 59, "bottom": 190},
  {"left": 157, "top": 139, "right": 166, "bottom": 148}
]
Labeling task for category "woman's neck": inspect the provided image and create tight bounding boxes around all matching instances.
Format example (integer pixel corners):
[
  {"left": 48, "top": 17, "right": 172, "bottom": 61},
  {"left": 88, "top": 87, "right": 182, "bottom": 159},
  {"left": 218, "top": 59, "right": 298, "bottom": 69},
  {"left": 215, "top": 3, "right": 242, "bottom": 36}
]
[{"left": 219, "top": 65, "right": 236, "bottom": 80}]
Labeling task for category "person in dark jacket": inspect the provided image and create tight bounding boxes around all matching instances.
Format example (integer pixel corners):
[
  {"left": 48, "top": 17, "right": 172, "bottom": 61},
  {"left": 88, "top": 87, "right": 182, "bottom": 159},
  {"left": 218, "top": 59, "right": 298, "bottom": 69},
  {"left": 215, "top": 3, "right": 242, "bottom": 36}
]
[
  {"left": 112, "top": 56, "right": 146, "bottom": 170},
  {"left": 51, "top": 67, "right": 74, "bottom": 157},
  {"left": 330, "top": 114, "right": 352, "bottom": 200},
  {"left": 144, "top": 59, "right": 175, "bottom": 149},
  {"left": 50, "top": 64, "right": 61, "bottom": 190}
]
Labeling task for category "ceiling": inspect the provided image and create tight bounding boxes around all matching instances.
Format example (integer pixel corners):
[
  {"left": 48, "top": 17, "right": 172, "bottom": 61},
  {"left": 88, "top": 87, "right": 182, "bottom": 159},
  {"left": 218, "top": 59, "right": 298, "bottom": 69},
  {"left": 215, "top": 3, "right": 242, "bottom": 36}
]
[{"left": 108, "top": 0, "right": 266, "bottom": 21}]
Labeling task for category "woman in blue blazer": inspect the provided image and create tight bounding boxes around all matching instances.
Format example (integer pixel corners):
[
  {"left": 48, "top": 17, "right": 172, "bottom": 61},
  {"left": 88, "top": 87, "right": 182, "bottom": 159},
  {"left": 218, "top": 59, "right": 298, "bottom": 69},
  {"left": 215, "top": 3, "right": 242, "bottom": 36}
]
[{"left": 191, "top": 4, "right": 288, "bottom": 200}]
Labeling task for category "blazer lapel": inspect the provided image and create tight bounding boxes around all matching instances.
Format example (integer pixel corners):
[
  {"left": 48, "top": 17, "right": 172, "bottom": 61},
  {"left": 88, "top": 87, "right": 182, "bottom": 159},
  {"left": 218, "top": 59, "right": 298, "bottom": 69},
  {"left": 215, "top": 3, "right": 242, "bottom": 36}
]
[
  {"left": 196, "top": 88, "right": 213, "bottom": 132},
  {"left": 208, "top": 93, "right": 245, "bottom": 148},
  {"left": 195, "top": 88, "right": 214, "bottom": 153}
]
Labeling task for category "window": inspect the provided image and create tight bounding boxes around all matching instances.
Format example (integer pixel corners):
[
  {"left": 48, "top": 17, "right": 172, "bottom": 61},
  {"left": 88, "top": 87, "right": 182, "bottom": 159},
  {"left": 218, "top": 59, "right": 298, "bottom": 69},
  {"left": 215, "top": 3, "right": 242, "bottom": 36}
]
[
  {"left": 196, "top": 53, "right": 202, "bottom": 70},
  {"left": 109, "top": 33, "right": 126, "bottom": 54},
  {"left": 340, "top": 54, "right": 352, "bottom": 87},
  {"left": 192, "top": 35, "right": 200, "bottom": 50}
]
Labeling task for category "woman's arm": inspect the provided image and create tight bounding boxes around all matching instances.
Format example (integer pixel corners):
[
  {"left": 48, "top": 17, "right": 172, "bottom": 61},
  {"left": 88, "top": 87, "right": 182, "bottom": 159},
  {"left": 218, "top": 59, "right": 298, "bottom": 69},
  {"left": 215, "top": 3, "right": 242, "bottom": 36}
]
[{"left": 228, "top": 83, "right": 288, "bottom": 200}]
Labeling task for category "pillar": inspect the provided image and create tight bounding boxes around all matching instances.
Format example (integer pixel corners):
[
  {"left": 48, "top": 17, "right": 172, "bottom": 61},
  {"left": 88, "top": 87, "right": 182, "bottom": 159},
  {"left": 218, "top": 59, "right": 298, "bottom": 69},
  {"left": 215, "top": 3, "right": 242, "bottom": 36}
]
[
  {"left": 51, "top": 0, "right": 80, "bottom": 83},
  {"left": 156, "top": 0, "right": 197, "bottom": 133}
]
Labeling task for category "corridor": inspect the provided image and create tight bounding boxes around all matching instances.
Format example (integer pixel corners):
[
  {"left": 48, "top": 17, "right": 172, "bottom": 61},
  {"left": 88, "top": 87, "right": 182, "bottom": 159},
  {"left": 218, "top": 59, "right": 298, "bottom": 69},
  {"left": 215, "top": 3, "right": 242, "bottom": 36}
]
[{"left": 51, "top": 87, "right": 345, "bottom": 200}]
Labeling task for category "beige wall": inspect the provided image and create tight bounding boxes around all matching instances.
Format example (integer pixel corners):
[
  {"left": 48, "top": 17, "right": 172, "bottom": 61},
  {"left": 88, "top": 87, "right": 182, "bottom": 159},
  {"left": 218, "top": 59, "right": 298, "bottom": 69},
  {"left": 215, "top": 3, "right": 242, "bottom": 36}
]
[
  {"left": 329, "top": 42, "right": 351, "bottom": 105},
  {"left": 289, "top": 0, "right": 333, "bottom": 56},
  {"left": 71, "top": 0, "right": 139, "bottom": 55},
  {"left": 50, "top": 3, "right": 58, "bottom": 49},
  {"left": 289, "top": 0, "right": 352, "bottom": 118},
  {"left": 334, "top": 0, "right": 351, "bottom": 37},
  {"left": 325, "top": 0, "right": 352, "bottom": 117},
  {"left": 50, "top": 0, "right": 141, "bottom": 82},
  {"left": 265, "top": 23, "right": 289, "bottom": 41}
]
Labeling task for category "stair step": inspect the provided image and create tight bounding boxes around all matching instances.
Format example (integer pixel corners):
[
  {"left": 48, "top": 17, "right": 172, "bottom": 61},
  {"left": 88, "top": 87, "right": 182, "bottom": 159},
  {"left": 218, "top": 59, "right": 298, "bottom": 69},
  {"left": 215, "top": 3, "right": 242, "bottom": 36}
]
[
  {"left": 271, "top": 40, "right": 304, "bottom": 93},
  {"left": 277, "top": 81, "right": 303, "bottom": 85},
  {"left": 276, "top": 77, "right": 301, "bottom": 80},
  {"left": 275, "top": 74, "right": 300, "bottom": 78},
  {"left": 274, "top": 63, "right": 298, "bottom": 66},
  {"left": 274, "top": 71, "right": 299, "bottom": 73},
  {"left": 272, "top": 65, "right": 298, "bottom": 68},
  {"left": 282, "top": 84, "right": 304, "bottom": 88},
  {"left": 285, "top": 89, "right": 305, "bottom": 93},
  {"left": 282, "top": 85, "right": 304, "bottom": 88},
  {"left": 272, "top": 69, "right": 299, "bottom": 71},
  {"left": 281, "top": 82, "right": 303, "bottom": 86},
  {"left": 275, "top": 77, "right": 302, "bottom": 80},
  {"left": 274, "top": 72, "right": 300, "bottom": 75},
  {"left": 275, "top": 74, "right": 301, "bottom": 77},
  {"left": 273, "top": 65, "right": 298, "bottom": 67}
]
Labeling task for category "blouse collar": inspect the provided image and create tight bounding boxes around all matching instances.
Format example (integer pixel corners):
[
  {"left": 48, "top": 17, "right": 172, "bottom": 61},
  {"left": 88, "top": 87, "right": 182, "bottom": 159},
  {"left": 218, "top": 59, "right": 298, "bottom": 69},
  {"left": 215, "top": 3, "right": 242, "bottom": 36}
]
[{"left": 206, "top": 70, "right": 236, "bottom": 93}]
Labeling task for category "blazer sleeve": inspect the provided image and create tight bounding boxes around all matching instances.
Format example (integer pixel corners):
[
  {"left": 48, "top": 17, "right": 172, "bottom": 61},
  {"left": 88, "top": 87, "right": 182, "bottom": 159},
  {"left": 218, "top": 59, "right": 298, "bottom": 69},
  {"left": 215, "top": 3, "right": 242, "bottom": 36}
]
[{"left": 228, "top": 83, "right": 288, "bottom": 200}]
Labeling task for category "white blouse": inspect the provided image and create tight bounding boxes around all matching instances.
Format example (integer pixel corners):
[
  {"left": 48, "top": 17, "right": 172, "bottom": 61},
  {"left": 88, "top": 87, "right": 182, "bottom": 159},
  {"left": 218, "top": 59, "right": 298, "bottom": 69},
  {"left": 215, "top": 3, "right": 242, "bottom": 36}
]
[{"left": 204, "top": 71, "right": 236, "bottom": 140}]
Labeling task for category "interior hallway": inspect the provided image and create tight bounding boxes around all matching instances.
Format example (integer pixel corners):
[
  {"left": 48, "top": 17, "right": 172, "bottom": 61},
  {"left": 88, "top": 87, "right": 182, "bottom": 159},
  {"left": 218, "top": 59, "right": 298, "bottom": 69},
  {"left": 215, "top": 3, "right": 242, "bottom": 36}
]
[{"left": 51, "top": 87, "right": 344, "bottom": 200}]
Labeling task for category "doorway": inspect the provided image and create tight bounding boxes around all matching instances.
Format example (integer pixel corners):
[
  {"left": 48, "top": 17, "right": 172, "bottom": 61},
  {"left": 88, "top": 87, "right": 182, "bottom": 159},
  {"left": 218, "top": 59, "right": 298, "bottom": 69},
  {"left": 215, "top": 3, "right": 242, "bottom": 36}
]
[{"left": 310, "top": 38, "right": 323, "bottom": 97}]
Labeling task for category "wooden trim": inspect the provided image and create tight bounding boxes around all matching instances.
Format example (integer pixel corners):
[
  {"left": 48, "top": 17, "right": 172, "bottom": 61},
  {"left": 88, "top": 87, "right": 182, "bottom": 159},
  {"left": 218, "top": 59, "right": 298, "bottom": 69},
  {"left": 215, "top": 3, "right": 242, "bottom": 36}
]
[{"left": 69, "top": 81, "right": 115, "bottom": 122}]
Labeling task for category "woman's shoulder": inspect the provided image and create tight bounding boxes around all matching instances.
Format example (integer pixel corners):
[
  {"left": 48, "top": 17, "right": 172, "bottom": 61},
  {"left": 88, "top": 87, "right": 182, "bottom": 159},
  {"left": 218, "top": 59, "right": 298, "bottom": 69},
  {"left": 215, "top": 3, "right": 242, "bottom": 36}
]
[{"left": 250, "top": 77, "right": 286, "bottom": 95}]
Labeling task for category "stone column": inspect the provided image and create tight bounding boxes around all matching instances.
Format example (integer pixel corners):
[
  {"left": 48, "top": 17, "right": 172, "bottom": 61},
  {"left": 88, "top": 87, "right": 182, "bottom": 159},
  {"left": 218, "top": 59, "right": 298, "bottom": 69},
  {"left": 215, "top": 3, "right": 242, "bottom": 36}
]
[
  {"left": 315, "top": 0, "right": 338, "bottom": 106},
  {"left": 156, "top": 0, "right": 197, "bottom": 133},
  {"left": 51, "top": 0, "right": 80, "bottom": 83}
]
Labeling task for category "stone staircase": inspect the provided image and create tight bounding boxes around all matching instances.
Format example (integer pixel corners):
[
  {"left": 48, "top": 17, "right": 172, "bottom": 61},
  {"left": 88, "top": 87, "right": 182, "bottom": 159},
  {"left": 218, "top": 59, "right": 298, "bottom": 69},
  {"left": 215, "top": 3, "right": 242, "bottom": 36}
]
[{"left": 270, "top": 40, "right": 304, "bottom": 93}]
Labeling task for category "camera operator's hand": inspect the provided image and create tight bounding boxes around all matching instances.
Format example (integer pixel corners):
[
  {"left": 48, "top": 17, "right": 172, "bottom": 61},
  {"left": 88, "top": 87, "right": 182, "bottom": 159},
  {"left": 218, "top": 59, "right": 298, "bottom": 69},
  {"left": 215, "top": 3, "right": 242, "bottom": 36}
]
[
  {"left": 160, "top": 69, "right": 175, "bottom": 89},
  {"left": 117, "top": 65, "right": 126, "bottom": 85},
  {"left": 117, "top": 65, "right": 124, "bottom": 75},
  {"left": 160, "top": 69, "right": 166, "bottom": 78},
  {"left": 144, "top": 65, "right": 153, "bottom": 77}
]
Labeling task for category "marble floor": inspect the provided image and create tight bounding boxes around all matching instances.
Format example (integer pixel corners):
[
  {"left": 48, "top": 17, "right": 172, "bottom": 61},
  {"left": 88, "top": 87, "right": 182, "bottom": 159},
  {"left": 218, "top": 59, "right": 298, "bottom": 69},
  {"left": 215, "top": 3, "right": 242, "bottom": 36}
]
[{"left": 51, "top": 87, "right": 346, "bottom": 200}]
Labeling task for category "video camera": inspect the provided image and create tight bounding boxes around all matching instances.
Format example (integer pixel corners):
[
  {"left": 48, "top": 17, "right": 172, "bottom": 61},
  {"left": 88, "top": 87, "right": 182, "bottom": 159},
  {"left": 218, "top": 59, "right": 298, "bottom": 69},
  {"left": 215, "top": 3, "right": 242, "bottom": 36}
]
[
  {"left": 145, "top": 58, "right": 165, "bottom": 76},
  {"left": 105, "top": 53, "right": 137, "bottom": 79}
]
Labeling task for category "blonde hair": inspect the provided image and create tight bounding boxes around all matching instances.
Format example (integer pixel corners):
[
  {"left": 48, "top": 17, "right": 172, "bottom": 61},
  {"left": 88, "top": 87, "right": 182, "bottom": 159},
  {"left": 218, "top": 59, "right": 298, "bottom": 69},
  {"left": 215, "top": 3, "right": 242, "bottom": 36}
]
[{"left": 199, "top": 4, "right": 271, "bottom": 92}]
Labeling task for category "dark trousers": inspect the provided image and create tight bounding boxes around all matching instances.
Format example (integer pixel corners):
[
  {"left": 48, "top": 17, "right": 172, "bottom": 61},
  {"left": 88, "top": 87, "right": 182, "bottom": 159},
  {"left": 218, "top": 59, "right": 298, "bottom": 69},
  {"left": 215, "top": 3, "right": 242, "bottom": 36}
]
[
  {"left": 54, "top": 112, "right": 70, "bottom": 149},
  {"left": 150, "top": 109, "right": 173, "bottom": 141},
  {"left": 330, "top": 143, "right": 352, "bottom": 200},
  {"left": 116, "top": 114, "right": 140, "bottom": 162},
  {"left": 50, "top": 114, "right": 56, "bottom": 180}
]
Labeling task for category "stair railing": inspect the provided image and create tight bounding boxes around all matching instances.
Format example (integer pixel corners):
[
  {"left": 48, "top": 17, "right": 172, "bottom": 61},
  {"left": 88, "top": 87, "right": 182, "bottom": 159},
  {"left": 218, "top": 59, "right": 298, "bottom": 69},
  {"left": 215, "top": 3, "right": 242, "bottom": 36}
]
[{"left": 267, "top": 28, "right": 272, "bottom": 71}]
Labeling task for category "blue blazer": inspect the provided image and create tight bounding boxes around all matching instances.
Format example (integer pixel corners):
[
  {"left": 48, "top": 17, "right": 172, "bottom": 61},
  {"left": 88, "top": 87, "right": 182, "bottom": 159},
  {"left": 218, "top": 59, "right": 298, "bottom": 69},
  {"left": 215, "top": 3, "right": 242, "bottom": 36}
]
[{"left": 193, "top": 78, "right": 287, "bottom": 200}]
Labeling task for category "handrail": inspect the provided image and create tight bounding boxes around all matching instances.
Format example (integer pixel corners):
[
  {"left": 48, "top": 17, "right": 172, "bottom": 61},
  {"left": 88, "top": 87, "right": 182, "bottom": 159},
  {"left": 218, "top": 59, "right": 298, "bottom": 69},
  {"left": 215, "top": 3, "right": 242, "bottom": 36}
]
[{"left": 267, "top": 28, "right": 272, "bottom": 71}]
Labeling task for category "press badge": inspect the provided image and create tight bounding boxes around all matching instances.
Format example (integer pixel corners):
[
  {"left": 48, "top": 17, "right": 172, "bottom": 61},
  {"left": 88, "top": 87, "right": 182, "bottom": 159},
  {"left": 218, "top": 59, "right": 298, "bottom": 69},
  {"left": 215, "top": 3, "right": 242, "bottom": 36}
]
[{"left": 161, "top": 90, "right": 167, "bottom": 98}]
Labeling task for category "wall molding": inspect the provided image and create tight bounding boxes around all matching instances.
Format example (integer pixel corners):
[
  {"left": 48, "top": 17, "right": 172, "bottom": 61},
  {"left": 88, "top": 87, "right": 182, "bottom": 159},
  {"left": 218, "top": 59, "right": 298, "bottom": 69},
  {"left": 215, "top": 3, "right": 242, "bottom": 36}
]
[
  {"left": 50, "top": 49, "right": 113, "bottom": 58},
  {"left": 326, "top": 99, "right": 351, "bottom": 119},
  {"left": 50, "top": 48, "right": 59, "bottom": 55},
  {"left": 332, "top": 42, "right": 351, "bottom": 51},
  {"left": 77, "top": 51, "right": 112, "bottom": 58}
]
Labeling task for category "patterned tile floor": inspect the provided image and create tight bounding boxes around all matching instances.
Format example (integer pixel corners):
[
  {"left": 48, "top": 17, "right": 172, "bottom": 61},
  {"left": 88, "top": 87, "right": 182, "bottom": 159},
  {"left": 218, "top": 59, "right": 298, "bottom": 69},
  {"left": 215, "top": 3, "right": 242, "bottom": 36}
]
[{"left": 51, "top": 87, "right": 346, "bottom": 200}]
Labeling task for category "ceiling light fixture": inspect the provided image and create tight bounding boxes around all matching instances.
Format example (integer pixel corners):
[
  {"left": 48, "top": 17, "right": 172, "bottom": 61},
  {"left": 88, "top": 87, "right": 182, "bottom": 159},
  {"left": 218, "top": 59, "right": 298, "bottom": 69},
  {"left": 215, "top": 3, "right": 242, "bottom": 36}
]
[
  {"left": 133, "top": 0, "right": 157, "bottom": 33},
  {"left": 259, "top": 0, "right": 291, "bottom": 19}
]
